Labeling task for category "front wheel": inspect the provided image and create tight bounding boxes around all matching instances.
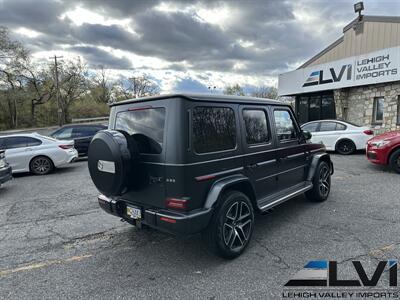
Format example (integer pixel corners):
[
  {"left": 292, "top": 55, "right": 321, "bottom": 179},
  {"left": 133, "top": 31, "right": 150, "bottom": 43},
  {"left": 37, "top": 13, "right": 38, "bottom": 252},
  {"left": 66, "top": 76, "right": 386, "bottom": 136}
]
[
  {"left": 389, "top": 149, "right": 400, "bottom": 174},
  {"left": 306, "top": 161, "right": 331, "bottom": 202},
  {"left": 202, "top": 191, "right": 254, "bottom": 259}
]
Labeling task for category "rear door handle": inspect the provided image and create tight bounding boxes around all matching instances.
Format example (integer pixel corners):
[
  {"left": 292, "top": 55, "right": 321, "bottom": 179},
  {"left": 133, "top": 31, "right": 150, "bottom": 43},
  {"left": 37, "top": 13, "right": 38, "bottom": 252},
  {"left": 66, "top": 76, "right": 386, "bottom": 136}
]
[{"left": 247, "top": 163, "right": 259, "bottom": 169}]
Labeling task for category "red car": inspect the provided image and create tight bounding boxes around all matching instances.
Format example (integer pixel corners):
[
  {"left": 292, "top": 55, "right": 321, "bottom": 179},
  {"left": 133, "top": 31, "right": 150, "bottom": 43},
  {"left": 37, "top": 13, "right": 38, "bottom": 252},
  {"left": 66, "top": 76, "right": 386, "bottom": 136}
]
[{"left": 366, "top": 131, "right": 400, "bottom": 173}]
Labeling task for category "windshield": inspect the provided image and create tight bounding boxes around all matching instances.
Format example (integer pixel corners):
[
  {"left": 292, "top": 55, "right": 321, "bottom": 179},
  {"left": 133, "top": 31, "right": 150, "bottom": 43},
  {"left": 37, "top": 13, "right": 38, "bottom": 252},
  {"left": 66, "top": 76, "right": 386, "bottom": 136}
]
[{"left": 115, "top": 107, "right": 166, "bottom": 154}]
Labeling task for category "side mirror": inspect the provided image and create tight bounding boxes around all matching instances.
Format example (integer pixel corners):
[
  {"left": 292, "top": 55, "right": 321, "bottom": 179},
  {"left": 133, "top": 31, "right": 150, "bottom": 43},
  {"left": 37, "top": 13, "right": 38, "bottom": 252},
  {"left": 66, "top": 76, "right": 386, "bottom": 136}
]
[{"left": 302, "top": 130, "right": 312, "bottom": 140}]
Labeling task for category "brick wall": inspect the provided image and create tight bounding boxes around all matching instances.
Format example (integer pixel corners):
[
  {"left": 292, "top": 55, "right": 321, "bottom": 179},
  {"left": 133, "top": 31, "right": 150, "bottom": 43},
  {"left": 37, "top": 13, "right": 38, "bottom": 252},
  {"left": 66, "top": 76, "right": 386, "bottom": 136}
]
[{"left": 335, "top": 81, "right": 400, "bottom": 134}]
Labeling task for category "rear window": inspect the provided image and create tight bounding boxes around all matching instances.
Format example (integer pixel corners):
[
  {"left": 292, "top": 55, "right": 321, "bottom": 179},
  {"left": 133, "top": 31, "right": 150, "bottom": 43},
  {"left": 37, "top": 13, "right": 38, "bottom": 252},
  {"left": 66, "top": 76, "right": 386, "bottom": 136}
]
[
  {"left": 192, "top": 106, "right": 236, "bottom": 154},
  {"left": 115, "top": 108, "right": 166, "bottom": 154}
]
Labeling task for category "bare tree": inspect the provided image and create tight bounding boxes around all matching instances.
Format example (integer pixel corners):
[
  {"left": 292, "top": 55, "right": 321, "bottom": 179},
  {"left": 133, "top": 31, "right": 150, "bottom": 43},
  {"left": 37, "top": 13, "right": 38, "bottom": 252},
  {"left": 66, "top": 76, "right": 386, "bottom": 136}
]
[
  {"left": 223, "top": 84, "right": 245, "bottom": 96},
  {"left": 58, "top": 58, "right": 88, "bottom": 123},
  {"left": 112, "top": 74, "right": 160, "bottom": 101},
  {"left": 89, "top": 65, "right": 111, "bottom": 103},
  {"left": 0, "top": 27, "right": 29, "bottom": 128},
  {"left": 251, "top": 86, "right": 278, "bottom": 99},
  {"left": 20, "top": 64, "right": 55, "bottom": 126}
]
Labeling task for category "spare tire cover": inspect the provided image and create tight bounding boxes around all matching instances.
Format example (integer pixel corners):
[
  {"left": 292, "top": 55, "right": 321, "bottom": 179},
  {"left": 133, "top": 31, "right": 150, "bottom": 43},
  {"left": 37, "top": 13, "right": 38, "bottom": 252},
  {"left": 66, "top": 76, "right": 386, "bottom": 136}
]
[{"left": 88, "top": 130, "right": 136, "bottom": 196}]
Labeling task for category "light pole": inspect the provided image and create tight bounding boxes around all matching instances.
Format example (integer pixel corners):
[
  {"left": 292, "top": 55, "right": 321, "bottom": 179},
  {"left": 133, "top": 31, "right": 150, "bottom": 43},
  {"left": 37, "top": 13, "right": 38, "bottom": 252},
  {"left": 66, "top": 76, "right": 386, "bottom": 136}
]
[{"left": 49, "top": 55, "right": 63, "bottom": 126}]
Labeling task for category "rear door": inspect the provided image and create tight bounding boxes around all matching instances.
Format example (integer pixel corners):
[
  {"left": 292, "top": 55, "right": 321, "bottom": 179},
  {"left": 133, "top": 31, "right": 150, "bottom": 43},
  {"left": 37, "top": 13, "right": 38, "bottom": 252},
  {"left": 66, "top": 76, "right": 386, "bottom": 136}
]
[
  {"left": 113, "top": 104, "right": 167, "bottom": 208},
  {"left": 240, "top": 105, "right": 279, "bottom": 199},
  {"left": 4, "top": 137, "right": 36, "bottom": 172},
  {"left": 318, "top": 121, "right": 341, "bottom": 149},
  {"left": 72, "top": 126, "right": 96, "bottom": 154},
  {"left": 271, "top": 107, "right": 308, "bottom": 191}
]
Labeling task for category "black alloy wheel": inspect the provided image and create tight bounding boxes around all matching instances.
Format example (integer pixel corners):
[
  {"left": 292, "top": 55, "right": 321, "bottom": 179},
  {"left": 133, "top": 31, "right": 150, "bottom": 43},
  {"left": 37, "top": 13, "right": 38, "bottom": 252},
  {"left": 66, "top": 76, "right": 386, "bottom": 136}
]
[
  {"left": 389, "top": 149, "right": 400, "bottom": 174},
  {"left": 336, "top": 140, "right": 356, "bottom": 155},
  {"left": 202, "top": 191, "right": 254, "bottom": 259},
  {"left": 223, "top": 201, "right": 253, "bottom": 252},
  {"left": 318, "top": 163, "right": 330, "bottom": 198},
  {"left": 306, "top": 161, "right": 331, "bottom": 202}
]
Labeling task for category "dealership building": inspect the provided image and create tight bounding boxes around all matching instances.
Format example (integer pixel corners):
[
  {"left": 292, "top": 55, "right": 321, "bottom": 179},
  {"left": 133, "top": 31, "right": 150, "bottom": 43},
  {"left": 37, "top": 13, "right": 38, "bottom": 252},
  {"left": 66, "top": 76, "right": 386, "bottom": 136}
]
[{"left": 278, "top": 15, "right": 400, "bottom": 133}]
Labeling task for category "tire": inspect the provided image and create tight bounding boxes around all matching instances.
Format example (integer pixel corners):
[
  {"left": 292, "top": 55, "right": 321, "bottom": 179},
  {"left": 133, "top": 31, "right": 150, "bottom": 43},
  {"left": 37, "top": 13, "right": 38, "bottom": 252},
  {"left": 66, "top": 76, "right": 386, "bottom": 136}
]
[
  {"left": 389, "top": 149, "right": 400, "bottom": 174},
  {"left": 306, "top": 161, "right": 331, "bottom": 202},
  {"left": 30, "top": 156, "right": 54, "bottom": 175},
  {"left": 336, "top": 139, "right": 356, "bottom": 155},
  {"left": 202, "top": 191, "right": 254, "bottom": 259}
]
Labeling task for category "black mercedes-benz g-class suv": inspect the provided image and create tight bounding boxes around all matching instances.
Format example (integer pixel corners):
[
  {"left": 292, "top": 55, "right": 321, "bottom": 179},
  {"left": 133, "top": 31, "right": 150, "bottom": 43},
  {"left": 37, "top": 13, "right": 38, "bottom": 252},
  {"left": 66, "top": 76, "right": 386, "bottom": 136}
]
[{"left": 88, "top": 94, "right": 333, "bottom": 258}]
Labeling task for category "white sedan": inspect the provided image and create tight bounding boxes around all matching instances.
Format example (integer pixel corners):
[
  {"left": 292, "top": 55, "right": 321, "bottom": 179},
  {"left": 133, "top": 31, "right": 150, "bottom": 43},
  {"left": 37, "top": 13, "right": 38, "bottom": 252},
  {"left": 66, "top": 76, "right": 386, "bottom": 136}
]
[
  {"left": 301, "top": 120, "right": 374, "bottom": 155},
  {"left": 0, "top": 133, "right": 78, "bottom": 175}
]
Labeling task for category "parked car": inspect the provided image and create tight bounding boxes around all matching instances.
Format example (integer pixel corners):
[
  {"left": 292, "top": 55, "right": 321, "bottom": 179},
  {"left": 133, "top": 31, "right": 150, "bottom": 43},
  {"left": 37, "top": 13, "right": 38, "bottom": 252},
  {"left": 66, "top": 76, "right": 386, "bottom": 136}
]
[
  {"left": 0, "top": 133, "right": 78, "bottom": 175},
  {"left": 366, "top": 131, "right": 400, "bottom": 173},
  {"left": 0, "top": 150, "right": 12, "bottom": 187},
  {"left": 50, "top": 124, "right": 107, "bottom": 156},
  {"left": 87, "top": 94, "right": 334, "bottom": 259},
  {"left": 301, "top": 120, "right": 373, "bottom": 155}
]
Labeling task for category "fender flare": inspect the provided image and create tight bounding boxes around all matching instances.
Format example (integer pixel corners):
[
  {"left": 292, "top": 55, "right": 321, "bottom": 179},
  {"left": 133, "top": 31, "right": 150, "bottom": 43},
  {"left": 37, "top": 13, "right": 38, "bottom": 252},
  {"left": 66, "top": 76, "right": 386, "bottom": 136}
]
[
  {"left": 204, "top": 174, "right": 254, "bottom": 209},
  {"left": 307, "top": 153, "right": 334, "bottom": 181}
]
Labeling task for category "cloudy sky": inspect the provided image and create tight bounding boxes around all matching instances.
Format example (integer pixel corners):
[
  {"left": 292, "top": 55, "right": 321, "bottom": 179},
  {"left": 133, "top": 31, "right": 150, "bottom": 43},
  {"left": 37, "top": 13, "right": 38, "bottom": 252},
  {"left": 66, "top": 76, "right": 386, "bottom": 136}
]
[{"left": 1, "top": 0, "right": 399, "bottom": 93}]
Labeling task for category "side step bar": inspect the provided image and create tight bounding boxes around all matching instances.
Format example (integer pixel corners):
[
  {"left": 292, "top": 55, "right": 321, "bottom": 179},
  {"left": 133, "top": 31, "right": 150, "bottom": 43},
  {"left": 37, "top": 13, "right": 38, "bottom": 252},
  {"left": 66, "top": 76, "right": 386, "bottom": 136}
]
[{"left": 257, "top": 182, "right": 313, "bottom": 212}]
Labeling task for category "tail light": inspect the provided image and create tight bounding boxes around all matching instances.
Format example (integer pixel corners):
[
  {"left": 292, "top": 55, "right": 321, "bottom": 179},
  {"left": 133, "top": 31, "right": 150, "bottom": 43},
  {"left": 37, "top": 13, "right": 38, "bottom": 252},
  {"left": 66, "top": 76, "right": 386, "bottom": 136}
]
[
  {"left": 59, "top": 144, "right": 73, "bottom": 149},
  {"left": 165, "top": 198, "right": 188, "bottom": 210},
  {"left": 363, "top": 130, "right": 374, "bottom": 135}
]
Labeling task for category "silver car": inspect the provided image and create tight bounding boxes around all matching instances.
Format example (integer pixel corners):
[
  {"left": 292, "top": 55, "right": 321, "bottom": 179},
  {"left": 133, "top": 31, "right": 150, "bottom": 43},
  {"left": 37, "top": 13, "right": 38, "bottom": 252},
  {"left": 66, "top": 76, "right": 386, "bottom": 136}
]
[{"left": 0, "top": 133, "right": 78, "bottom": 175}]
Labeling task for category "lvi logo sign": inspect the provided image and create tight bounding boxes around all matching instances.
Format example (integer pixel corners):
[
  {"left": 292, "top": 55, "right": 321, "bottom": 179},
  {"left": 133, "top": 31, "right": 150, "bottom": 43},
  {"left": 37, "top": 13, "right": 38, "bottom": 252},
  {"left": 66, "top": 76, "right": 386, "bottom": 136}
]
[
  {"left": 302, "top": 64, "right": 352, "bottom": 87},
  {"left": 285, "top": 260, "right": 397, "bottom": 287}
]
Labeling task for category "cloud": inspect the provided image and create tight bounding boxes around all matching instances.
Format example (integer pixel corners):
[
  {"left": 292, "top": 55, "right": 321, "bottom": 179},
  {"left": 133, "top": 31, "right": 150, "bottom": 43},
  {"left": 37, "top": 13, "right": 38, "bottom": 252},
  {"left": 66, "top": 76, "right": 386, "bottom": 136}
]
[
  {"left": 69, "top": 46, "right": 133, "bottom": 69},
  {"left": 1, "top": 0, "right": 398, "bottom": 92}
]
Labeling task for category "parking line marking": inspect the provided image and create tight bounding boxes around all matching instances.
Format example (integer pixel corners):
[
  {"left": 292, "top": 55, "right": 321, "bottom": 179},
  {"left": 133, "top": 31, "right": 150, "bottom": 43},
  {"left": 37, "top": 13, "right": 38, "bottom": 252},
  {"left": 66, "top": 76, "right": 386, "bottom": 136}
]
[{"left": 0, "top": 254, "right": 92, "bottom": 277}]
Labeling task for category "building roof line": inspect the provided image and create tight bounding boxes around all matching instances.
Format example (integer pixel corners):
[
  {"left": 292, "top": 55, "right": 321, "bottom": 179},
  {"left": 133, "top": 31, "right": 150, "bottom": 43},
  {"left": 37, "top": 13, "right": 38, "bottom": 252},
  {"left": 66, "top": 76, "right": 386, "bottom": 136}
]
[
  {"left": 298, "top": 15, "right": 400, "bottom": 69},
  {"left": 297, "top": 36, "right": 344, "bottom": 69},
  {"left": 343, "top": 15, "right": 400, "bottom": 32}
]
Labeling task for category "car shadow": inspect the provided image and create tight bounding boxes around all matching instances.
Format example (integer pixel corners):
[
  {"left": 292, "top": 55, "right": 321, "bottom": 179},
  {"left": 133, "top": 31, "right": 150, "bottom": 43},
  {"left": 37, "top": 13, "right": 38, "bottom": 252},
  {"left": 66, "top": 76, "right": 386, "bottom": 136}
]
[
  {"left": 104, "top": 194, "right": 314, "bottom": 267},
  {"left": 11, "top": 162, "right": 82, "bottom": 178}
]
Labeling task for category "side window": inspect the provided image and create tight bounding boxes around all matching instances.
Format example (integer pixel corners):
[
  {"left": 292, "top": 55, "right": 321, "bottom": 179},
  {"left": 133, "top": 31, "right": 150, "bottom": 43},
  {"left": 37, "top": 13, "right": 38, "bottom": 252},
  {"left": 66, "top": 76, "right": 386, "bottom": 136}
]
[
  {"left": 192, "top": 106, "right": 236, "bottom": 154},
  {"left": 319, "top": 122, "right": 337, "bottom": 132},
  {"left": 54, "top": 127, "right": 73, "bottom": 139},
  {"left": 273, "top": 110, "right": 298, "bottom": 142},
  {"left": 243, "top": 109, "right": 270, "bottom": 145},
  {"left": 5, "top": 137, "right": 28, "bottom": 149},
  {"left": 336, "top": 123, "right": 346, "bottom": 131},
  {"left": 373, "top": 97, "right": 384, "bottom": 124},
  {"left": 72, "top": 127, "right": 86, "bottom": 138},
  {"left": 302, "top": 123, "right": 318, "bottom": 132},
  {"left": 0, "top": 138, "right": 5, "bottom": 150},
  {"left": 25, "top": 137, "right": 42, "bottom": 147}
]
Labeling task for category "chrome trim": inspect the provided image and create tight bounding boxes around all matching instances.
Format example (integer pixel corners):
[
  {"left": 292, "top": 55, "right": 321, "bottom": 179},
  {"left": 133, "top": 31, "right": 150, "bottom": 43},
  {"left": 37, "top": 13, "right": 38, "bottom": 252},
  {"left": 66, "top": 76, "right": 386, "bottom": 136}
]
[
  {"left": 286, "top": 152, "right": 305, "bottom": 159},
  {"left": 98, "top": 194, "right": 112, "bottom": 203},
  {"left": 195, "top": 167, "right": 244, "bottom": 181},
  {"left": 257, "top": 159, "right": 277, "bottom": 167},
  {"left": 256, "top": 164, "right": 307, "bottom": 182},
  {"left": 142, "top": 148, "right": 276, "bottom": 166},
  {"left": 259, "top": 184, "right": 313, "bottom": 211}
]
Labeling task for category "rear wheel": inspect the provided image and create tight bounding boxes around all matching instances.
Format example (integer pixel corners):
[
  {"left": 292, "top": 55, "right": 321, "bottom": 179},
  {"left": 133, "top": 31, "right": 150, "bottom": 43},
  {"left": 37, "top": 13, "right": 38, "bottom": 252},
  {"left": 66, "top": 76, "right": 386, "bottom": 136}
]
[
  {"left": 30, "top": 156, "right": 54, "bottom": 175},
  {"left": 202, "top": 191, "right": 254, "bottom": 259},
  {"left": 306, "top": 161, "right": 331, "bottom": 202},
  {"left": 336, "top": 140, "right": 356, "bottom": 155},
  {"left": 389, "top": 149, "right": 400, "bottom": 174}
]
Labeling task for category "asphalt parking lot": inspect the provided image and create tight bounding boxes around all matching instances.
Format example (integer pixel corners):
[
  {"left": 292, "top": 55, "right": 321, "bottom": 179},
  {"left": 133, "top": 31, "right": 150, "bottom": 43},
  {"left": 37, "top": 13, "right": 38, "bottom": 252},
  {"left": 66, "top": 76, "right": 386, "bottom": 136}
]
[{"left": 0, "top": 154, "right": 399, "bottom": 299}]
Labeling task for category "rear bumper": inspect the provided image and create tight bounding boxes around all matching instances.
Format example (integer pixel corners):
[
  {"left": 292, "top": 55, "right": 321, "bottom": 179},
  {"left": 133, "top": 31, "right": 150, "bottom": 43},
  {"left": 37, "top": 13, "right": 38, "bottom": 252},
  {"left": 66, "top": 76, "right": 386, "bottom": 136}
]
[
  {"left": 98, "top": 195, "right": 213, "bottom": 236},
  {"left": 0, "top": 165, "right": 12, "bottom": 184}
]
